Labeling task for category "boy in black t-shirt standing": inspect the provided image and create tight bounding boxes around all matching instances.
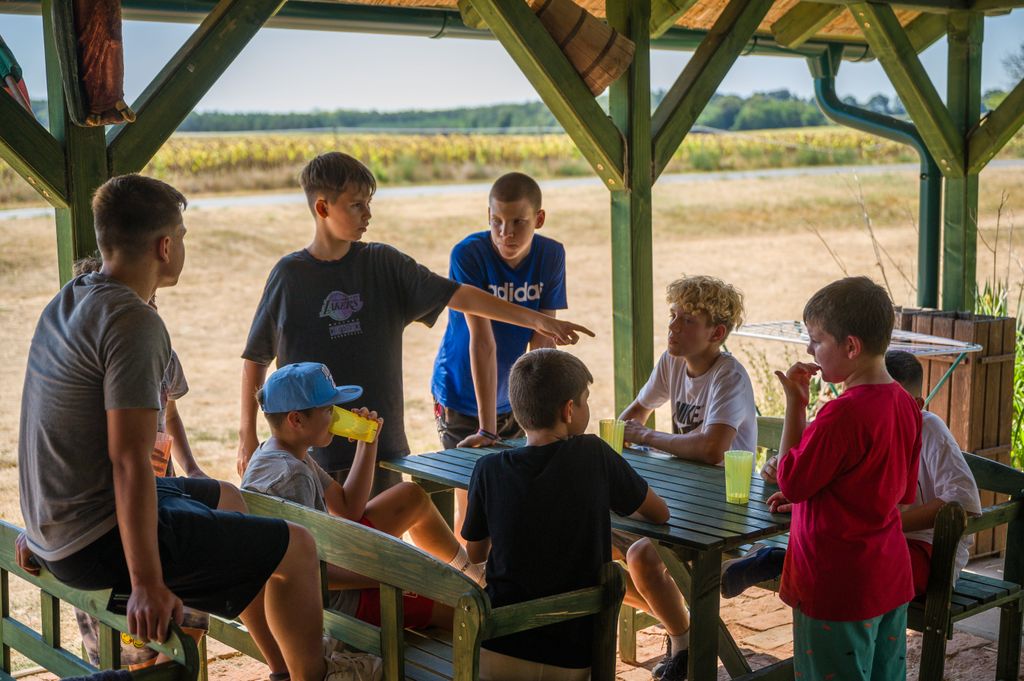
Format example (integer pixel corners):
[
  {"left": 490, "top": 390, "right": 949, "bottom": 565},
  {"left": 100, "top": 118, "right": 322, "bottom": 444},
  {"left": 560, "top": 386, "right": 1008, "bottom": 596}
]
[
  {"left": 237, "top": 153, "right": 593, "bottom": 493},
  {"left": 463, "top": 349, "right": 669, "bottom": 680}
]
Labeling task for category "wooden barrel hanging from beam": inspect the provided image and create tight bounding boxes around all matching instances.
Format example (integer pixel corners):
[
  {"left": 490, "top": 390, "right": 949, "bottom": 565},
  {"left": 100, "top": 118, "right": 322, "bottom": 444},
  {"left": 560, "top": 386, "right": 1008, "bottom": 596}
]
[{"left": 528, "top": 0, "right": 635, "bottom": 96}]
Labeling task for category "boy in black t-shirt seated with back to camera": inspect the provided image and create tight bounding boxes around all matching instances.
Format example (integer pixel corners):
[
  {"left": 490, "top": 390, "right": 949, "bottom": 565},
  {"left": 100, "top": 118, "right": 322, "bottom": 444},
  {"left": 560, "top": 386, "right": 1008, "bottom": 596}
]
[{"left": 462, "top": 349, "right": 670, "bottom": 680}]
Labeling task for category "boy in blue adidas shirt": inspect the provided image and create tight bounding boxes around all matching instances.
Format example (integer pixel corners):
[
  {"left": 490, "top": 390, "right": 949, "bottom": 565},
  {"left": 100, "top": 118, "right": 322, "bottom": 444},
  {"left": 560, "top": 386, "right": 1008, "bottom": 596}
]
[{"left": 432, "top": 172, "right": 567, "bottom": 537}]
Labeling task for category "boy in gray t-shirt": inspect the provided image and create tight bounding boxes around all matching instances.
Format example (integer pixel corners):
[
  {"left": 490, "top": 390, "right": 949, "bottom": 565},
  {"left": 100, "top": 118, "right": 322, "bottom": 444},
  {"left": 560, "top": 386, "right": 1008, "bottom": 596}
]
[
  {"left": 17, "top": 175, "right": 355, "bottom": 681},
  {"left": 242, "top": 362, "right": 483, "bottom": 630}
]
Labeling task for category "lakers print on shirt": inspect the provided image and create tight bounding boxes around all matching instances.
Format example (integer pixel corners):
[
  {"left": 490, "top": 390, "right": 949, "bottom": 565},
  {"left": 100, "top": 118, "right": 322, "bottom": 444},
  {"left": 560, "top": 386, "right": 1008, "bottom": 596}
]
[{"left": 320, "top": 290, "right": 364, "bottom": 339}]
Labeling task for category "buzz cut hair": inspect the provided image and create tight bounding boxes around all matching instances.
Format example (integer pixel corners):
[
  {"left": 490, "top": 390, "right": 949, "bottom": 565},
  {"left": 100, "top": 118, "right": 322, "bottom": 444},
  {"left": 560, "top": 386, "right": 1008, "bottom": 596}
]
[
  {"left": 92, "top": 175, "right": 186, "bottom": 258},
  {"left": 665, "top": 275, "right": 745, "bottom": 335},
  {"left": 885, "top": 350, "right": 923, "bottom": 398},
  {"left": 299, "top": 152, "right": 377, "bottom": 216},
  {"left": 803, "top": 276, "right": 894, "bottom": 356},
  {"left": 508, "top": 349, "right": 593, "bottom": 430},
  {"left": 489, "top": 172, "right": 542, "bottom": 211}
]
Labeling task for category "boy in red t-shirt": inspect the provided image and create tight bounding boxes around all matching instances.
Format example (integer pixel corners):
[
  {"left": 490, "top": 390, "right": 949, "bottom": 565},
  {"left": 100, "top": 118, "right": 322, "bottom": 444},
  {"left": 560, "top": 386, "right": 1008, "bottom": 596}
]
[{"left": 768, "top": 277, "right": 921, "bottom": 681}]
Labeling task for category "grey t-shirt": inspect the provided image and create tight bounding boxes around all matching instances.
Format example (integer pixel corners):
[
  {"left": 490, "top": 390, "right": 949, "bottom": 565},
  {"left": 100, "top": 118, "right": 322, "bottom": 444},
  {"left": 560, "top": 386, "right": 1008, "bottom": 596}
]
[
  {"left": 241, "top": 442, "right": 335, "bottom": 512},
  {"left": 240, "top": 441, "right": 361, "bottom": 616},
  {"left": 19, "top": 273, "right": 170, "bottom": 561},
  {"left": 159, "top": 350, "right": 188, "bottom": 432},
  {"left": 243, "top": 244, "right": 459, "bottom": 471}
]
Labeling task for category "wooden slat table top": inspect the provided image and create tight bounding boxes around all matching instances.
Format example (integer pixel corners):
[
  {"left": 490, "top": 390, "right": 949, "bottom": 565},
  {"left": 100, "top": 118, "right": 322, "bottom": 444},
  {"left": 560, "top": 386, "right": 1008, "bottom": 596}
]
[{"left": 382, "top": 441, "right": 791, "bottom": 553}]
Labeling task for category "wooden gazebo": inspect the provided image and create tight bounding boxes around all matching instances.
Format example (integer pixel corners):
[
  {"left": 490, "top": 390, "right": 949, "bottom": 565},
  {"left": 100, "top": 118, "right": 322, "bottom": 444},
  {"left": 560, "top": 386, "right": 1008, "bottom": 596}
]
[{"left": 1, "top": 0, "right": 1022, "bottom": 420}]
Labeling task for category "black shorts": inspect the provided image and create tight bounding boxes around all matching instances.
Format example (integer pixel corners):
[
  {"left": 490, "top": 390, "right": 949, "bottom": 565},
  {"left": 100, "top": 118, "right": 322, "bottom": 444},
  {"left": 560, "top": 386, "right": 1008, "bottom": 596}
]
[
  {"left": 433, "top": 400, "right": 523, "bottom": 450},
  {"left": 40, "top": 477, "right": 290, "bottom": 619}
]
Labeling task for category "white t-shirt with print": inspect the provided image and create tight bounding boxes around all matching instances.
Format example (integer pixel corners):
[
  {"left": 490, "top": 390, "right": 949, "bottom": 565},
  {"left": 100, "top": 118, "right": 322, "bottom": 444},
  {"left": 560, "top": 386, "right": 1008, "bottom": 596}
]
[
  {"left": 903, "top": 410, "right": 982, "bottom": 577},
  {"left": 635, "top": 351, "right": 758, "bottom": 455}
]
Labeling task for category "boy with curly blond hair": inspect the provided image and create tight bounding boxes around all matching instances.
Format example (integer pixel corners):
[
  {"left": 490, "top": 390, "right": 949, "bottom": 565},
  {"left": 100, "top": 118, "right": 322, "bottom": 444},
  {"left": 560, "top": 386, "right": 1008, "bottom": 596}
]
[{"left": 616, "top": 274, "right": 757, "bottom": 680}]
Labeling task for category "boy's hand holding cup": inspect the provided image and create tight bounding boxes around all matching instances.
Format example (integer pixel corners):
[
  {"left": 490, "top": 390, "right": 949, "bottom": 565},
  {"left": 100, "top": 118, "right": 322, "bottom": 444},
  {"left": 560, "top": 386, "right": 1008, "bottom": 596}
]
[{"left": 345, "top": 407, "right": 383, "bottom": 445}]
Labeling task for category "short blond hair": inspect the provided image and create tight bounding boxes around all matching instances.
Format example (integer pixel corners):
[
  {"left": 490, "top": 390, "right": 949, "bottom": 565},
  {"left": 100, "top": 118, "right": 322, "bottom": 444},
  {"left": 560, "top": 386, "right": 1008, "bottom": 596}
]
[{"left": 666, "top": 275, "right": 744, "bottom": 334}]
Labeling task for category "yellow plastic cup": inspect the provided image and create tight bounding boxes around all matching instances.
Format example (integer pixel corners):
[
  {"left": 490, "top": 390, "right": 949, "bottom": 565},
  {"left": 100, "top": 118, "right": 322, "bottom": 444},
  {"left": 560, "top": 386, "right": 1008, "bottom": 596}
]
[
  {"left": 724, "top": 450, "right": 755, "bottom": 504},
  {"left": 329, "top": 407, "right": 379, "bottom": 443},
  {"left": 599, "top": 419, "right": 626, "bottom": 454}
]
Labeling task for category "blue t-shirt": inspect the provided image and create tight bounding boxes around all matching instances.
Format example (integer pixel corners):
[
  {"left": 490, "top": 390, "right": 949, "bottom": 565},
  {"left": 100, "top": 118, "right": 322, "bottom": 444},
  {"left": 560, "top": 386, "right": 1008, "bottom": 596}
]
[{"left": 431, "top": 231, "right": 567, "bottom": 416}]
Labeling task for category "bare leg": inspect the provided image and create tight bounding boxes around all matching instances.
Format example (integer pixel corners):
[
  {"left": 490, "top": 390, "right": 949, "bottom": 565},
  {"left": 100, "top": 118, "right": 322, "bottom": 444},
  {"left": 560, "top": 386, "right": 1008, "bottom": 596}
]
[
  {"left": 364, "top": 482, "right": 459, "bottom": 562},
  {"left": 625, "top": 539, "right": 690, "bottom": 636},
  {"left": 263, "top": 523, "right": 327, "bottom": 681},
  {"left": 215, "top": 482, "right": 299, "bottom": 676},
  {"left": 454, "top": 488, "right": 469, "bottom": 547}
]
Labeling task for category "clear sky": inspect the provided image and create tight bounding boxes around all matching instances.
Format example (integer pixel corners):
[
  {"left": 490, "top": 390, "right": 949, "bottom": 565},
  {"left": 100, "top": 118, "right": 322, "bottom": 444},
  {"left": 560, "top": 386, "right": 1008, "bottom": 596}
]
[{"left": 1, "top": 8, "right": 1021, "bottom": 113}]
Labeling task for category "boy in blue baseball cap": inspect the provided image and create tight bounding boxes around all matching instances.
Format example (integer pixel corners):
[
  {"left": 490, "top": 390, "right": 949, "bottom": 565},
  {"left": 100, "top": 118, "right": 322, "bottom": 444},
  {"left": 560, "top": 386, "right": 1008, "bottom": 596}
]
[{"left": 242, "top": 362, "right": 480, "bottom": 630}]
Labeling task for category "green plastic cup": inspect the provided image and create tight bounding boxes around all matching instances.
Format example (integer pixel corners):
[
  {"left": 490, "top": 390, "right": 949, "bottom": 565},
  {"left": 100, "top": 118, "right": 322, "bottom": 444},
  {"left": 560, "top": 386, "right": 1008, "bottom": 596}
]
[
  {"left": 724, "top": 450, "right": 755, "bottom": 504},
  {"left": 599, "top": 419, "right": 626, "bottom": 454}
]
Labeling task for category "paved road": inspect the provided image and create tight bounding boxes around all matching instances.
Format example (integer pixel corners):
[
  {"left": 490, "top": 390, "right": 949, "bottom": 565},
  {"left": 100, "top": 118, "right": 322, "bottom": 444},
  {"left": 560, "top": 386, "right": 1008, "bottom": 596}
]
[{"left": 4, "top": 158, "right": 1023, "bottom": 222}]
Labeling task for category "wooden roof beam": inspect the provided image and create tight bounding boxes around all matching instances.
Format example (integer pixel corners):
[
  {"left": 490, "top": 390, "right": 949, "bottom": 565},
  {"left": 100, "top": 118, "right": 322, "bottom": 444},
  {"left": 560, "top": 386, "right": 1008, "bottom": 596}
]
[
  {"left": 650, "top": 0, "right": 699, "bottom": 39},
  {"left": 467, "top": 0, "right": 625, "bottom": 188},
  {"left": 0, "top": 89, "right": 67, "bottom": 207},
  {"left": 968, "top": 76, "right": 1024, "bottom": 173},
  {"left": 850, "top": 2, "right": 964, "bottom": 177},
  {"left": 771, "top": 2, "right": 846, "bottom": 49},
  {"left": 904, "top": 12, "right": 948, "bottom": 52},
  {"left": 107, "top": 0, "right": 286, "bottom": 176},
  {"left": 651, "top": 0, "right": 773, "bottom": 179}
]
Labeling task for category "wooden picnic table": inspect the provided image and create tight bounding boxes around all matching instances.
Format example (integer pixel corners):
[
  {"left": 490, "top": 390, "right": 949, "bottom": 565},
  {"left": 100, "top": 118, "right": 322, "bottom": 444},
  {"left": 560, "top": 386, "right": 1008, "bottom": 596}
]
[{"left": 382, "top": 442, "right": 793, "bottom": 681}]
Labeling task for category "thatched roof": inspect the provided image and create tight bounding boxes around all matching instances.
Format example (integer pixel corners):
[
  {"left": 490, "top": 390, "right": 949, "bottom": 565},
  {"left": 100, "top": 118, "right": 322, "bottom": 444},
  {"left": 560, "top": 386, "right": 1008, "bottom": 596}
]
[{"left": 336, "top": 0, "right": 924, "bottom": 42}]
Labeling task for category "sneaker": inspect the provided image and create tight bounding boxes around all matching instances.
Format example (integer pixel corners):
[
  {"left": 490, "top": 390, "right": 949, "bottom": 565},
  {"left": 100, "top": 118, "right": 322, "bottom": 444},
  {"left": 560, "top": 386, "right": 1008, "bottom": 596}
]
[
  {"left": 720, "top": 543, "right": 786, "bottom": 599},
  {"left": 323, "top": 651, "right": 382, "bottom": 681},
  {"left": 653, "top": 648, "right": 688, "bottom": 681}
]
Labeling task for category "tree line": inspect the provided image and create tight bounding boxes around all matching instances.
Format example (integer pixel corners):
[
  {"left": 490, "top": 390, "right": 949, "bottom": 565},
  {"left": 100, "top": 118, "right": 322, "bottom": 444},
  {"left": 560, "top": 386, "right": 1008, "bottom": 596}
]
[{"left": 26, "top": 87, "right": 1009, "bottom": 135}]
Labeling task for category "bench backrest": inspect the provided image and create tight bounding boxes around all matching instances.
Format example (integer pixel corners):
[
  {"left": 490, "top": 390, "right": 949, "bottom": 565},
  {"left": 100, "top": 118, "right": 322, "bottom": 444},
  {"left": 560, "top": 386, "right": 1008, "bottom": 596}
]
[
  {"left": 240, "top": 490, "right": 624, "bottom": 681},
  {"left": 757, "top": 415, "right": 783, "bottom": 454},
  {"left": 0, "top": 520, "right": 198, "bottom": 680}
]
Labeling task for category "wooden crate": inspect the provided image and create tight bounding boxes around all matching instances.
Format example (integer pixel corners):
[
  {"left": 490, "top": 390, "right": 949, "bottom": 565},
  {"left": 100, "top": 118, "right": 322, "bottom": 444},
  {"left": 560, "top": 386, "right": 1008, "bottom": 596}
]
[{"left": 895, "top": 308, "right": 1016, "bottom": 557}]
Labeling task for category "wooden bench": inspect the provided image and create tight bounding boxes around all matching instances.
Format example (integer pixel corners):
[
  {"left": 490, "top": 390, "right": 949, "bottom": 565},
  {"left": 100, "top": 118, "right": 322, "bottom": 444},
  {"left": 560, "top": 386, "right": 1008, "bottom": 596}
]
[
  {"left": 909, "top": 452, "right": 1024, "bottom": 681},
  {"left": 221, "top": 490, "right": 626, "bottom": 680},
  {"left": 0, "top": 521, "right": 199, "bottom": 681}
]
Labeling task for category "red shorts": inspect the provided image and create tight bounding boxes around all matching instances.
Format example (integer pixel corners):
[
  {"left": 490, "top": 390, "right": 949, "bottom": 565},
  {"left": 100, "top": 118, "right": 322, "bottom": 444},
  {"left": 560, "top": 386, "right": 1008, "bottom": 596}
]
[
  {"left": 353, "top": 516, "right": 436, "bottom": 630},
  {"left": 907, "top": 538, "right": 933, "bottom": 597}
]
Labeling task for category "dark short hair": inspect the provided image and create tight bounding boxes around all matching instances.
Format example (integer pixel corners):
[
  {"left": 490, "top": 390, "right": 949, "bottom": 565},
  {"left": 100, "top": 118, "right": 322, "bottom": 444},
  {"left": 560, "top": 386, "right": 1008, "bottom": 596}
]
[
  {"left": 255, "top": 387, "right": 316, "bottom": 429},
  {"left": 508, "top": 349, "right": 593, "bottom": 430},
  {"left": 885, "top": 350, "right": 923, "bottom": 397},
  {"left": 300, "top": 152, "right": 376, "bottom": 215},
  {"left": 803, "top": 276, "right": 894, "bottom": 355},
  {"left": 72, "top": 255, "right": 102, "bottom": 276},
  {"left": 92, "top": 175, "right": 187, "bottom": 258},
  {"left": 489, "top": 172, "right": 542, "bottom": 211}
]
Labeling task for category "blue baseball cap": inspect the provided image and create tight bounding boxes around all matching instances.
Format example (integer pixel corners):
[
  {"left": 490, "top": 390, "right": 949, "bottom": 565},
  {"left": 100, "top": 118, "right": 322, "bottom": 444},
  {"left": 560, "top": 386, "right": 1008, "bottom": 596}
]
[{"left": 261, "top": 362, "right": 363, "bottom": 413}]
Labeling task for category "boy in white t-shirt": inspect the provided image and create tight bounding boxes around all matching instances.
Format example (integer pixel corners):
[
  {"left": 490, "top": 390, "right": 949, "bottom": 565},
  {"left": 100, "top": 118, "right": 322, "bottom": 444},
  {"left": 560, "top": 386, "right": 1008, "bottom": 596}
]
[
  {"left": 747, "top": 351, "right": 982, "bottom": 598},
  {"left": 886, "top": 350, "right": 981, "bottom": 593},
  {"left": 617, "top": 275, "right": 757, "bottom": 680}
]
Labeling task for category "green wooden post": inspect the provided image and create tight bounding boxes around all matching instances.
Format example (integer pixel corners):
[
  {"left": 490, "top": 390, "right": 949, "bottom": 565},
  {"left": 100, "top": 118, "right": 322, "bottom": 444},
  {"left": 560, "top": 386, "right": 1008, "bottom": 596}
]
[
  {"left": 40, "top": 591, "right": 60, "bottom": 648},
  {"left": 651, "top": 0, "right": 774, "bottom": 179},
  {"left": 850, "top": 3, "right": 963, "bottom": 178},
  {"left": 1, "top": 569, "right": 10, "bottom": 675},
  {"left": 42, "top": 0, "right": 108, "bottom": 284},
  {"left": 377, "top": 584, "right": 404, "bottom": 680},
  {"left": 0, "top": 89, "right": 67, "bottom": 208},
  {"left": 467, "top": 0, "right": 624, "bottom": 188},
  {"left": 607, "top": 0, "right": 654, "bottom": 415},
  {"left": 941, "top": 12, "right": 983, "bottom": 312},
  {"left": 107, "top": 0, "right": 287, "bottom": 175}
]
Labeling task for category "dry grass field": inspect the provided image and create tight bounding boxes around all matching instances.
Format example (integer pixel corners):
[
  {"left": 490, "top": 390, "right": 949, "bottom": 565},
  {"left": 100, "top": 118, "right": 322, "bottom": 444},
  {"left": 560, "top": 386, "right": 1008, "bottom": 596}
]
[{"left": 1, "top": 166, "right": 1023, "bottom": 670}]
